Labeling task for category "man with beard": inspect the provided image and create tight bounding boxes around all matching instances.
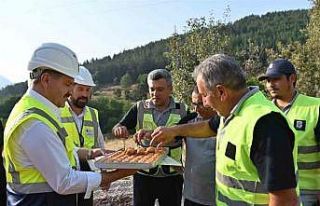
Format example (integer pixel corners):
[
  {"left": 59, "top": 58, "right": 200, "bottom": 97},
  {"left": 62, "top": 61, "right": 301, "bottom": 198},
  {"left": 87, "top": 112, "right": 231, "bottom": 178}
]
[
  {"left": 112, "top": 69, "right": 187, "bottom": 206},
  {"left": 258, "top": 59, "right": 320, "bottom": 206},
  {"left": 60, "top": 66, "right": 105, "bottom": 206}
]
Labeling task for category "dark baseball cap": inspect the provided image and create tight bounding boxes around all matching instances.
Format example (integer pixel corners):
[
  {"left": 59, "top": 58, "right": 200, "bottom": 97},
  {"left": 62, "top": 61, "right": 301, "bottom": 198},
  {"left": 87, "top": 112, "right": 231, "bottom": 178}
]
[{"left": 258, "top": 59, "right": 296, "bottom": 81}]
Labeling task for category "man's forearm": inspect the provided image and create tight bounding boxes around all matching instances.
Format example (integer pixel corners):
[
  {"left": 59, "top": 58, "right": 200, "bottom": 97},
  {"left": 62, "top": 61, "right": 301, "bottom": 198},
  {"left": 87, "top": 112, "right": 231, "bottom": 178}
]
[
  {"left": 100, "top": 169, "right": 137, "bottom": 186},
  {"left": 269, "top": 188, "right": 298, "bottom": 206},
  {"left": 172, "top": 120, "right": 216, "bottom": 138}
]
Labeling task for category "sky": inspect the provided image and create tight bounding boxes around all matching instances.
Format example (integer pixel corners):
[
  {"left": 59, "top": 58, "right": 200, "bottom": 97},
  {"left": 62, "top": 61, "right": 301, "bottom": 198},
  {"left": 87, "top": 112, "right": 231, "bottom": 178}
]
[{"left": 0, "top": 0, "right": 311, "bottom": 84}]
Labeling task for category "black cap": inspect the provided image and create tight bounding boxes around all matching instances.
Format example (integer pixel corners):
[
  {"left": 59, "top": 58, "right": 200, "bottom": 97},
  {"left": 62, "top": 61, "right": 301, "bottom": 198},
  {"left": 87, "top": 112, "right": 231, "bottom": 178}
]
[{"left": 258, "top": 59, "right": 296, "bottom": 81}]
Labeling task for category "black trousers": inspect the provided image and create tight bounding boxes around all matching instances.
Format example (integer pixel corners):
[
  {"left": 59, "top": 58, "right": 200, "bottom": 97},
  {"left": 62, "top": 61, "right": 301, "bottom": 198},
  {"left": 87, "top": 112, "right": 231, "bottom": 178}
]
[
  {"left": 133, "top": 173, "right": 183, "bottom": 206},
  {"left": 0, "top": 156, "right": 6, "bottom": 205},
  {"left": 7, "top": 187, "right": 76, "bottom": 206},
  {"left": 184, "top": 198, "right": 212, "bottom": 206},
  {"left": 77, "top": 160, "right": 93, "bottom": 206},
  {"left": 77, "top": 192, "right": 93, "bottom": 206}
]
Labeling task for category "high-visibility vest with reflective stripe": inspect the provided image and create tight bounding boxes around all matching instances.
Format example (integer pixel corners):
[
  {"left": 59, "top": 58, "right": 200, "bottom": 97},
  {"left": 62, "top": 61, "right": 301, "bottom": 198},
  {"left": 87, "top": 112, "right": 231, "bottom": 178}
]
[
  {"left": 136, "top": 100, "right": 186, "bottom": 173},
  {"left": 216, "top": 91, "right": 284, "bottom": 205},
  {"left": 3, "top": 94, "right": 73, "bottom": 193},
  {"left": 286, "top": 94, "right": 320, "bottom": 192},
  {"left": 60, "top": 105, "right": 100, "bottom": 150}
]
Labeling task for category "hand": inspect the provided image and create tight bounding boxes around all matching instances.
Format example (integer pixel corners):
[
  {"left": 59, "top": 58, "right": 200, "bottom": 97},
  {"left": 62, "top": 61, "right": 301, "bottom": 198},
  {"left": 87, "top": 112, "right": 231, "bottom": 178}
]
[
  {"left": 134, "top": 129, "right": 152, "bottom": 145},
  {"left": 112, "top": 125, "right": 129, "bottom": 139},
  {"left": 150, "top": 126, "right": 176, "bottom": 147},
  {"left": 90, "top": 148, "right": 106, "bottom": 159},
  {"left": 100, "top": 169, "right": 138, "bottom": 187}
]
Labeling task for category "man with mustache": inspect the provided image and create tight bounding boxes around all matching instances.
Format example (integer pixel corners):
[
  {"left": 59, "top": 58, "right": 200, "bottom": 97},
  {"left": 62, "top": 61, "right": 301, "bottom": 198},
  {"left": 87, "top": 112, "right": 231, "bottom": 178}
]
[
  {"left": 258, "top": 59, "right": 320, "bottom": 206},
  {"left": 181, "top": 86, "right": 217, "bottom": 206},
  {"left": 60, "top": 66, "right": 105, "bottom": 206},
  {"left": 112, "top": 69, "right": 187, "bottom": 206},
  {"left": 3, "top": 43, "right": 136, "bottom": 206}
]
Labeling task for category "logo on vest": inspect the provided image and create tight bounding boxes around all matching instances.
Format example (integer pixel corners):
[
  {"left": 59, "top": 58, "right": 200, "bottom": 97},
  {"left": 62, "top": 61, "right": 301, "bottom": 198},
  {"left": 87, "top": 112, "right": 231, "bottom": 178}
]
[
  {"left": 86, "top": 128, "right": 94, "bottom": 137},
  {"left": 294, "top": 119, "right": 306, "bottom": 131}
]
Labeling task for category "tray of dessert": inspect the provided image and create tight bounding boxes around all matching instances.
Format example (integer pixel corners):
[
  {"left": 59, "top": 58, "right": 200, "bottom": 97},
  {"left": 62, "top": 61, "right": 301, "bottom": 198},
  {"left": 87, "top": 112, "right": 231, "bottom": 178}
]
[{"left": 94, "top": 147, "right": 168, "bottom": 169}]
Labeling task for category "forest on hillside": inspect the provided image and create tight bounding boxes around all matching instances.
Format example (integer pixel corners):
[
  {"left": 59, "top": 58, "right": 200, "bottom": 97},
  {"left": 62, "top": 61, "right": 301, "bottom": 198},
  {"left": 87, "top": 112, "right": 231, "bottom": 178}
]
[{"left": 0, "top": 8, "right": 313, "bottom": 133}]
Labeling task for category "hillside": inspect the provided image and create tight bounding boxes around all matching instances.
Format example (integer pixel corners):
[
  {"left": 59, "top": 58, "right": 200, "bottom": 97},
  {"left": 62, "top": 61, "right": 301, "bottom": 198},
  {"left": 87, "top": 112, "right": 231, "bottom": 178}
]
[
  {"left": 0, "top": 75, "right": 12, "bottom": 89},
  {"left": 82, "top": 9, "right": 308, "bottom": 88},
  {"left": 0, "top": 9, "right": 309, "bottom": 129},
  {"left": 0, "top": 9, "right": 308, "bottom": 97}
]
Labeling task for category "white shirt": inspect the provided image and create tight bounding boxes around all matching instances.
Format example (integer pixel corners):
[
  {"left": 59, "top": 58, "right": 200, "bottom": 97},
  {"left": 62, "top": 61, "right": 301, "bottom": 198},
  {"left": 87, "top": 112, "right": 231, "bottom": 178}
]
[
  {"left": 9, "top": 88, "right": 101, "bottom": 197},
  {"left": 67, "top": 103, "right": 105, "bottom": 148}
]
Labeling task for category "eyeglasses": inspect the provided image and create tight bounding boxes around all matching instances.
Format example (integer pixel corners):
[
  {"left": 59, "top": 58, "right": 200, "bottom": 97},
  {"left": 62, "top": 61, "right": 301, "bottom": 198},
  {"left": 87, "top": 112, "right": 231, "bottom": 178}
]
[{"left": 191, "top": 102, "right": 204, "bottom": 108}]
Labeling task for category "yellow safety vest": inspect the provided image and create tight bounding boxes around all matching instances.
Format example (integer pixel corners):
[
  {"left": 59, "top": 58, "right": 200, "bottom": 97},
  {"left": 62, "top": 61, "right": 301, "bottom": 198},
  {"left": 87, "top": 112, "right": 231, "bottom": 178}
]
[
  {"left": 136, "top": 99, "right": 187, "bottom": 175},
  {"left": 286, "top": 94, "right": 320, "bottom": 193},
  {"left": 61, "top": 104, "right": 99, "bottom": 150},
  {"left": 216, "top": 91, "right": 290, "bottom": 205},
  {"left": 3, "top": 94, "right": 74, "bottom": 193}
]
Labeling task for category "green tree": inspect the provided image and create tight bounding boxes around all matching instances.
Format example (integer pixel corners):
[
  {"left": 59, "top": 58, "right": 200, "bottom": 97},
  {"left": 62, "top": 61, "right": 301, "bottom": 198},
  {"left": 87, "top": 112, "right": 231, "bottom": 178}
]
[
  {"left": 296, "top": 0, "right": 320, "bottom": 96},
  {"left": 120, "top": 73, "right": 133, "bottom": 88},
  {"left": 88, "top": 97, "right": 131, "bottom": 134},
  {"left": 166, "top": 13, "right": 231, "bottom": 104}
]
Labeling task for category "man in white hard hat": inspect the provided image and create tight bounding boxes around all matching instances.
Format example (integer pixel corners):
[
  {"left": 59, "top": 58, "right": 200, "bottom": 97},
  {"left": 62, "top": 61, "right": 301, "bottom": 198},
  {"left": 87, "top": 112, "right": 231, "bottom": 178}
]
[
  {"left": 2, "top": 43, "right": 136, "bottom": 206},
  {"left": 60, "top": 66, "right": 105, "bottom": 206}
]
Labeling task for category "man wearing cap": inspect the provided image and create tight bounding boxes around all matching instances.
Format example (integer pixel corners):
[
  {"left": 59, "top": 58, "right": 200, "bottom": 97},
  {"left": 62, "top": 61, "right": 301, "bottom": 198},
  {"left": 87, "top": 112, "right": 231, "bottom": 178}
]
[
  {"left": 258, "top": 59, "right": 320, "bottom": 206},
  {"left": 61, "top": 66, "right": 105, "bottom": 206},
  {"left": 2, "top": 43, "right": 136, "bottom": 206}
]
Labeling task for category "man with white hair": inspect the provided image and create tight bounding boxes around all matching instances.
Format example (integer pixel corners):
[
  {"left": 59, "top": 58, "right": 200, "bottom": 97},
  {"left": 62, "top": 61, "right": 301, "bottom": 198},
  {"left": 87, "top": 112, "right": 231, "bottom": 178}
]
[{"left": 150, "top": 54, "right": 298, "bottom": 205}]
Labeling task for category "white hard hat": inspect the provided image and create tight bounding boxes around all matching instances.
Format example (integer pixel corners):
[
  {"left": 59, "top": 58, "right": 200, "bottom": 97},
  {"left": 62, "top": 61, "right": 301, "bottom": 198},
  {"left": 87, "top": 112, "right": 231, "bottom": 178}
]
[
  {"left": 75, "top": 66, "right": 96, "bottom": 87},
  {"left": 28, "top": 43, "right": 79, "bottom": 79}
]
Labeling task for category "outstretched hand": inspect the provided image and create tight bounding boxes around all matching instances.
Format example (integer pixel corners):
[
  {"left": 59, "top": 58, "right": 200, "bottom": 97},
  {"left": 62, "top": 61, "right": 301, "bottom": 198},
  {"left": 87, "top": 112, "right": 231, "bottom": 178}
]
[
  {"left": 100, "top": 169, "right": 138, "bottom": 188},
  {"left": 150, "top": 126, "right": 176, "bottom": 147}
]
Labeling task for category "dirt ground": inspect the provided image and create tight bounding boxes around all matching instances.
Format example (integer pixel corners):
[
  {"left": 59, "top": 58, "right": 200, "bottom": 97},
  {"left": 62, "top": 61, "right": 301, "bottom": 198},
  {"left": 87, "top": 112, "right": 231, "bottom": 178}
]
[{"left": 93, "top": 176, "right": 133, "bottom": 206}]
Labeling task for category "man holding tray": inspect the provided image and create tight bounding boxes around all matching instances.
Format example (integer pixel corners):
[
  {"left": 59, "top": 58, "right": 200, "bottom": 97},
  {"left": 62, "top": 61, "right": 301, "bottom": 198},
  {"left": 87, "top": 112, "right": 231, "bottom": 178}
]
[{"left": 3, "top": 43, "right": 136, "bottom": 206}]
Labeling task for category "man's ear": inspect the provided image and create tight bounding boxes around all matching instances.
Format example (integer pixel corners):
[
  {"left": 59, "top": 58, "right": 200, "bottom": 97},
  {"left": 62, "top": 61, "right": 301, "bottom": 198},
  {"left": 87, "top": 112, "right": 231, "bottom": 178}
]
[
  {"left": 216, "top": 85, "right": 227, "bottom": 101},
  {"left": 40, "top": 72, "right": 50, "bottom": 89},
  {"left": 289, "top": 74, "right": 297, "bottom": 85}
]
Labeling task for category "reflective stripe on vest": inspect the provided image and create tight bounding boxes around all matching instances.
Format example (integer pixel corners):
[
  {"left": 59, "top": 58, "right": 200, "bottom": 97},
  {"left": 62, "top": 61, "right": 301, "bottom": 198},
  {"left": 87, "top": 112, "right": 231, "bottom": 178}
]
[
  {"left": 216, "top": 91, "right": 282, "bottom": 205},
  {"left": 217, "top": 191, "right": 268, "bottom": 206},
  {"left": 216, "top": 171, "right": 267, "bottom": 194},
  {"left": 286, "top": 94, "right": 320, "bottom": 191},
  {"left": 3, "top": 94, "right": 71, "bottom": 194},
  {"left": 61, "top": 105, "right": 99, "bottom": 149},
  {"left": 27, "top": 107, "right": 68, "bottom": 145},
  {"left": 8, "top": 108, "right": 68, "bottom": 193}
]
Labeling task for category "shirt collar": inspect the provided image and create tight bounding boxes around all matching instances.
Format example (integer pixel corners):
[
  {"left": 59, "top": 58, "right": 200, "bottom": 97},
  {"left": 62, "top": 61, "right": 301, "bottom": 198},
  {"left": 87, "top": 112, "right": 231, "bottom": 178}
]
[
  {"left": 27, "top": 88, "right": 61, "bottom": 118},
  {"left": 223, "top": 86, "right": 260, "bottom": 124},
  {"left": 146, "top": 97, "right": 176, "bottom": 110},
  {"left": 273, "top": 90, "right": 298, "bottom": 114}
]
